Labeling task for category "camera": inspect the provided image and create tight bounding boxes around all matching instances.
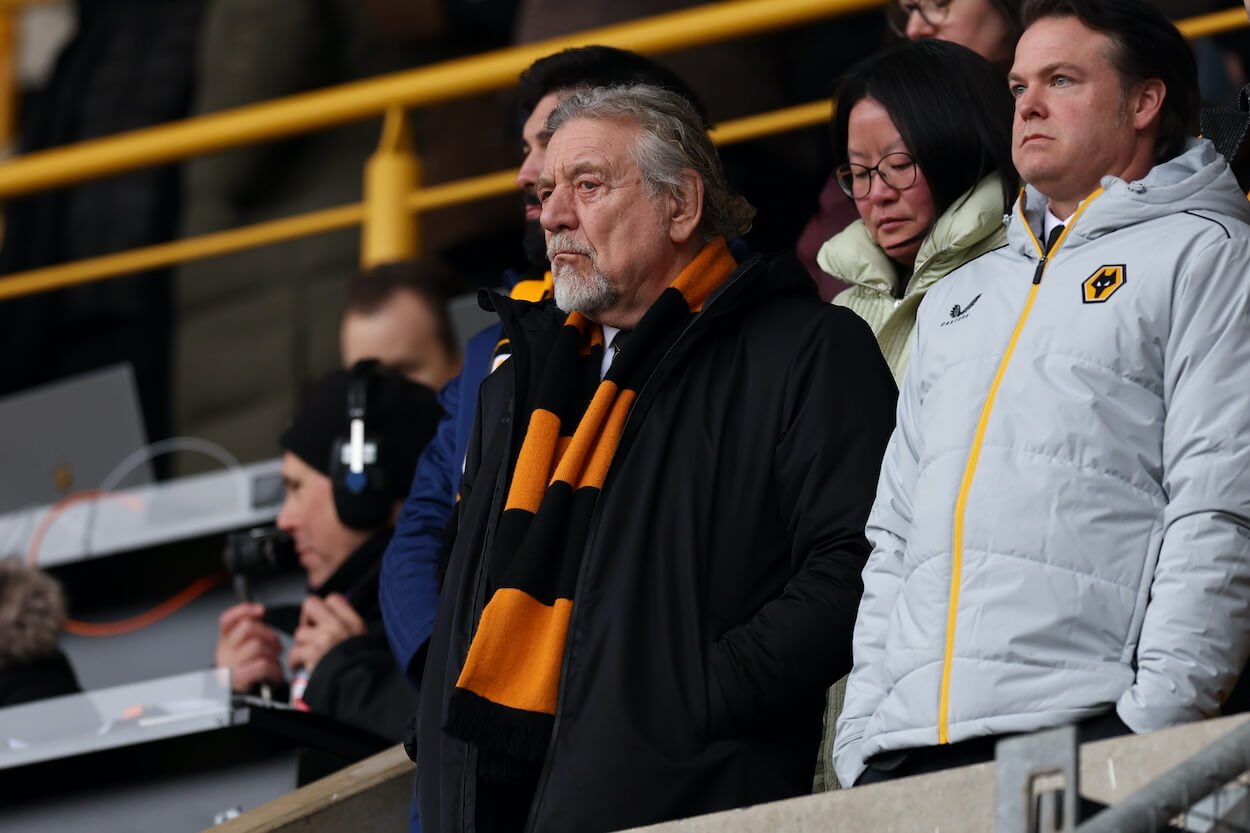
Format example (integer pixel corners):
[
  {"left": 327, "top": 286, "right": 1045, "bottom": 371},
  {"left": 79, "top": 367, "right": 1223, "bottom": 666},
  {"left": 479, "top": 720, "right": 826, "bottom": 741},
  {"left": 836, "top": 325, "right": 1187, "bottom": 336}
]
[{"left": 224, "top": 525, "right": 295, "bottom": 602}]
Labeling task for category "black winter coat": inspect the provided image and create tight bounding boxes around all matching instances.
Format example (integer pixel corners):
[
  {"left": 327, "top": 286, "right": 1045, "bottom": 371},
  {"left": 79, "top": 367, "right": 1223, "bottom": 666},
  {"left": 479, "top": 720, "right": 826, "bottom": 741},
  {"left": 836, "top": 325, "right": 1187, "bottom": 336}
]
[
  {"left": 0, "top": 652, "right": 80, "bottom": 709},
  {"left": 268, "top": 531, "right": 416, "bottom": 743},
  {"left": 417, "top": 252, "right": 898, "bottom": 832}
]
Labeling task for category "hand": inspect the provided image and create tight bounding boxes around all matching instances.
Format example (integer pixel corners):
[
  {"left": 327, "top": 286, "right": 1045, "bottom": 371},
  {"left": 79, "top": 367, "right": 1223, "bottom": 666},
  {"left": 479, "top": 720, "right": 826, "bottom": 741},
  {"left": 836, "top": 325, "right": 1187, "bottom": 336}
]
[
  {"left": 288, "top": 594, "right": 366, "bottom": 676},
  {"left": 215, "top": 602, "right": 285, "bottom": 693}
]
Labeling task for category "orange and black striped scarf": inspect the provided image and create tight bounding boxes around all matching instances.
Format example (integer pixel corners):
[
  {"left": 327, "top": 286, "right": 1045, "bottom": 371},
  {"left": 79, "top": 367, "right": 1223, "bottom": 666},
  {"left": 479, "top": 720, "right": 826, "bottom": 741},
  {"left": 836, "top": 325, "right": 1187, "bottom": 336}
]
[{"left": 445, "top": 238, "right": 737, "bottom": 766}]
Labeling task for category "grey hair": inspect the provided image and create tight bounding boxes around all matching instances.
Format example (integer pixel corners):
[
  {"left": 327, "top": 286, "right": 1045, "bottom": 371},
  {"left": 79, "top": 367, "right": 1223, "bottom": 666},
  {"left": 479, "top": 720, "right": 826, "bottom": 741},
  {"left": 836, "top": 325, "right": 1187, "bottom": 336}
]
[{"left": 546, "top": 83, "right": 755, "bottom": 240}]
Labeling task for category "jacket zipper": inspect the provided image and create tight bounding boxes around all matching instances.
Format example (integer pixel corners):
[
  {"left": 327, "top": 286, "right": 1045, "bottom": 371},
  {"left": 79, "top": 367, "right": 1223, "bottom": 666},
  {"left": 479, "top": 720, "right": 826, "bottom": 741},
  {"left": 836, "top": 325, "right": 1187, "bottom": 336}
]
[
  {"left": 520, "top": 260, "right": 755, "bottom": 832},
  {"left": 936, "top": 189, "right": 1102, "bottom": 745}
]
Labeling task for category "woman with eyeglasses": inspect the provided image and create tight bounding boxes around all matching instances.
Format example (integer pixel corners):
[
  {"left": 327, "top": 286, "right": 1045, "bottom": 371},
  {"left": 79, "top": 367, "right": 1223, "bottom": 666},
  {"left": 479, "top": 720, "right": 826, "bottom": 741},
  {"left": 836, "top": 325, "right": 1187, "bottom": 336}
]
[
  {"left": 797, "top": 0, "right": 1021, "bottom": 303},
  {"left": 890, "top": 0, "right": 1022, "bottom": 70},
  {"left": 810, "top": 40, "right": 1017, "bottom": 794},
  {"left": 816, "top": 39, "right": 1017, "bottom": 385}
]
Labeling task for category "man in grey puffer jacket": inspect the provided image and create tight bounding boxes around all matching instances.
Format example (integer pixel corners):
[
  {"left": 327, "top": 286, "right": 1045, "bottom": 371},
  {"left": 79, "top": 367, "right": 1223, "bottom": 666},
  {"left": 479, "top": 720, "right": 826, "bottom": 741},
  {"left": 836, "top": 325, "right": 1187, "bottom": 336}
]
[{"left": 836, "top": 0, "right": 1250, "bottom": 788}]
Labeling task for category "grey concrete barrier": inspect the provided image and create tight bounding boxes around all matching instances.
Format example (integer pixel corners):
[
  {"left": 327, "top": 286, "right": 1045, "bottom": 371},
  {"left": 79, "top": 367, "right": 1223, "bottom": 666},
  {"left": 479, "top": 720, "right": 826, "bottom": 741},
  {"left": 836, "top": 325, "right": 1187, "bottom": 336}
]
[
  {"left": 207, "top": 715, "right": 1250, "bottom": 833},
  {"left": 204, "top": 744, "right": 413, "bottom": 833}
]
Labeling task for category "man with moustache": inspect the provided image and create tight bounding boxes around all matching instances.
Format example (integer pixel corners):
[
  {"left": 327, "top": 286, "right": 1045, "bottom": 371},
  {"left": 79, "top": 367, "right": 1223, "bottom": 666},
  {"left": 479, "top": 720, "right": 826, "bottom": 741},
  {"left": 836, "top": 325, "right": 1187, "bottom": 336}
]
[
  {"left": 379, "top": 46, "right": 708, "bottom": 690},
  {"left": 415, "top": 83, "right": 896, "bottom": 833},
  {"left": 379, "top": 47, "right": 711, "bottom": 833},
  {"left": 836, "top": 0, "right": 1250, "bottom": 790}
]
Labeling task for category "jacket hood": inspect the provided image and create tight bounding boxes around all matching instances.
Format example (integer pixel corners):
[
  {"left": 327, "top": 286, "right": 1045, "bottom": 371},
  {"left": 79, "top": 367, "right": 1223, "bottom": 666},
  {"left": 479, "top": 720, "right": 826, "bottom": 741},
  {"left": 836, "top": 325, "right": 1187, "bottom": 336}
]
[
  {"left": 817, "top": 173, "right": 1009, "bottom": 298},
  {"left": 1010, "top": 139, "right": 1250, "bottom": 259}
]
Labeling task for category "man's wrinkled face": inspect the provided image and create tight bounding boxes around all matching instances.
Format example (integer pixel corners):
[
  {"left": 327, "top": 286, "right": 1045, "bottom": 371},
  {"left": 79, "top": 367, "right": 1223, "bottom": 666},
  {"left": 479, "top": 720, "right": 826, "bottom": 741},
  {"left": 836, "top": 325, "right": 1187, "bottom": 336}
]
[{"left": 537, "top": 117, "right": 673, "bottom": 323}]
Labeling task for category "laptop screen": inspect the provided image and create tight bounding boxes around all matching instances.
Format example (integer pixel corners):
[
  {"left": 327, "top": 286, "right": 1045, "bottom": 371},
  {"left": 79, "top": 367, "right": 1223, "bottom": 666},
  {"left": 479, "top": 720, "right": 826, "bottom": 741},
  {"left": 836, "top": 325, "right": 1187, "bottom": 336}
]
[{"left": 0, "top": 364, "right": 153, "bottom": 513}]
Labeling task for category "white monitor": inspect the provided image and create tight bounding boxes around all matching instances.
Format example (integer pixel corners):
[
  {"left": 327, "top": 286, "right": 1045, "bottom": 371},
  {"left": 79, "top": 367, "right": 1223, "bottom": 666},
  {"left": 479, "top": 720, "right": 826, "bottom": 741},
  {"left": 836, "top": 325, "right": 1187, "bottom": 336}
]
[{"left": 0, "top": 364, "right": 153, "bottom": 514}]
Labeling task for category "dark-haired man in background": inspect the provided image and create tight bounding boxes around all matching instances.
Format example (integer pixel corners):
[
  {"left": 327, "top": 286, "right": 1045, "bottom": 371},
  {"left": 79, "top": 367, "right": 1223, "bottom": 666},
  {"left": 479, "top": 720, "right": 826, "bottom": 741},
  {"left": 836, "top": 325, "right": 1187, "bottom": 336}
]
[
  {"left": 340, "top": 259, "right": 463, "bottom": 392},
  {"left": 837, "top": 0, "right": 1250, "bottom": 788}
]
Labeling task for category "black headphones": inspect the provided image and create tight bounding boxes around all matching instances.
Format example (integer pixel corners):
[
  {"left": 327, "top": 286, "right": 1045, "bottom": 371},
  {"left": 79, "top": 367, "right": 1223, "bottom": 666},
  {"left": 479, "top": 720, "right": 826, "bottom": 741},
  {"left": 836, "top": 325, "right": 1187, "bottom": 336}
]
[{"left": 329, "top": 360, "right": 393, "bottom": 530}]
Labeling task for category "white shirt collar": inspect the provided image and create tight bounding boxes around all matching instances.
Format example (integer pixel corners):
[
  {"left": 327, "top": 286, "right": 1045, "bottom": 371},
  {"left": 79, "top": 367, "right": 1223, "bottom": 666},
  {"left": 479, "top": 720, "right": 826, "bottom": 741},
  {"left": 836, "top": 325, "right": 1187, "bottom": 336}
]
[
  {"left": 1043, "top": 207, "right": 1074, "bottom": 244},
  {"left": 600, "top": 325, "right": 622, "bottom": 379}
]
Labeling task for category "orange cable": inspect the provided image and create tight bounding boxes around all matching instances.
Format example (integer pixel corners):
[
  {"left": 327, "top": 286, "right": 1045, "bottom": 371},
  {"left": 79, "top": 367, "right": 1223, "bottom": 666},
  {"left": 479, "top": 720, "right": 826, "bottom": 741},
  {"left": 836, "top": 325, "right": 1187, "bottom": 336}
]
[
  {"left": 26, "top": 488, "right": 109, "bottom": 568},
  {"left": 27, "top": 488, "right": 227, "bottom": 638},
  {"left": 63, "top": 573, "right": 226, "bottom": 637}
]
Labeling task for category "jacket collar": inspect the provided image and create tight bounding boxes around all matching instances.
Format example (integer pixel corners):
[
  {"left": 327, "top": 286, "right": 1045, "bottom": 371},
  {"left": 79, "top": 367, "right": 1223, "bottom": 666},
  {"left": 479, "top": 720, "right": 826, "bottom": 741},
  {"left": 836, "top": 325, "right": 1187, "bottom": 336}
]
[
  {"left": 317, "top": 529, "right": 392, "bottom": 610},
  {"left": 1008, "top": 139, "right": 1250, "bottom": 260},
  {"left": 265, "top": 529, "right": 392, "bottom": 635}
]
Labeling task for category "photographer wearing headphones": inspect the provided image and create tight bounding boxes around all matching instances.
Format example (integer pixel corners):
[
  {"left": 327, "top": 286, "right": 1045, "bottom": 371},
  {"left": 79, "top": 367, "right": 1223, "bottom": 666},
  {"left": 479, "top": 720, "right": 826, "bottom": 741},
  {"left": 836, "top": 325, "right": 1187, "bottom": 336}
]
[{"left": 215, "top": 361, "right": 441, "bottom": 741}]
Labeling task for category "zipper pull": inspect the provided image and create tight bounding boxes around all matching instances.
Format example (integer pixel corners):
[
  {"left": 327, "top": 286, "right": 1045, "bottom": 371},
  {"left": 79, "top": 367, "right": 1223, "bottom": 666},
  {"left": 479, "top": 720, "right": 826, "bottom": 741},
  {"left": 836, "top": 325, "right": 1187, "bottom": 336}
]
[{"left": 1036, "top": 224, "right": 1064, "bottom": 284}]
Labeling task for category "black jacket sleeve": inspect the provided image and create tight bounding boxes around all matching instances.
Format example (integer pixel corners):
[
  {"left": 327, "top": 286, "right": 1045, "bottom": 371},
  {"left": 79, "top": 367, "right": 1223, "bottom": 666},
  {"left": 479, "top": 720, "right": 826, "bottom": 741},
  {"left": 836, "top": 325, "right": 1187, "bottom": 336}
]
[
  {"left": 707, "top": 307, "right": 898, "bottom": 734},
  {"left": 303, "top": 632, "right": 419, "bottom": 743}
]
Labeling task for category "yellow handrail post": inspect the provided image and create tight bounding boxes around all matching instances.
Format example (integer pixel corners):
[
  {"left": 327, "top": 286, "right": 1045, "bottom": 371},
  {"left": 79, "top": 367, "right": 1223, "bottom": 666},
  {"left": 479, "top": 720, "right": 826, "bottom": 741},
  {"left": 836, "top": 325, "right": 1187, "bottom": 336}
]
[
  {"left": 0, "top": 3, "right": 15, "bottom": 155},
  {"left": 361, "top": 107, "right": 421, "bottom": 268}
]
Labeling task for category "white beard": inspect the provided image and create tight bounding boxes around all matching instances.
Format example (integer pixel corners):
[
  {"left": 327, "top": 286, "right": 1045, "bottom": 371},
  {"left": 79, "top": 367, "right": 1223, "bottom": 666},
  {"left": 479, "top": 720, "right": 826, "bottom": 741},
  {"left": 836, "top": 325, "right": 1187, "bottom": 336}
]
[{"left": 548, "top": 235, "right": 619, "bottom": 315}]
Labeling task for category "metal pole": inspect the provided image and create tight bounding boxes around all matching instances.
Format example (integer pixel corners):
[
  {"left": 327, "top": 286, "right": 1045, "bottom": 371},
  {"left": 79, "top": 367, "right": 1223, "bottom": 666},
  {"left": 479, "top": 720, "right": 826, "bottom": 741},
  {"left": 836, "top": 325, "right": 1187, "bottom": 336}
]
[{"left": 1076, "top": 719, "right": 1250, "bottom": 833}]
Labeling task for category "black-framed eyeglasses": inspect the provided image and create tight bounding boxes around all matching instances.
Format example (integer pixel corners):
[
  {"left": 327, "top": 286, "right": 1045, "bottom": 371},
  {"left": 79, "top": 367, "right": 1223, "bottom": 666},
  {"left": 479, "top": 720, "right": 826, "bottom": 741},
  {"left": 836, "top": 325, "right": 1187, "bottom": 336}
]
[
  {"left": 835, "top": 153, "right": 920, "bottom": 199},
  {"left": 887, "top": 0, "right": 953, "bottom": 36}
]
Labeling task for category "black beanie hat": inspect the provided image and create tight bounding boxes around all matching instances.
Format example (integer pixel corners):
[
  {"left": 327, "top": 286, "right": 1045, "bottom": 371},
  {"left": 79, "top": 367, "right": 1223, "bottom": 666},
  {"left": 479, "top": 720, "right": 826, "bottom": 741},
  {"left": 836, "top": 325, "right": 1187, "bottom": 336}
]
[{"left": 280, "top": 364, "right": 442, "bottom": 504}]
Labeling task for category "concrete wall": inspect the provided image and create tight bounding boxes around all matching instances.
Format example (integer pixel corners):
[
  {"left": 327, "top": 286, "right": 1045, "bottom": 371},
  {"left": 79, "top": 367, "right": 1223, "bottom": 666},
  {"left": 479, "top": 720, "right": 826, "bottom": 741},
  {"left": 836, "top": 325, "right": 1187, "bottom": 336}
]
[
  {"left": 208, "top": 745, "right": 413, "bottom": 833},
  {"left": 210, "top": 715, "right": 1250, "bottom": 833}
]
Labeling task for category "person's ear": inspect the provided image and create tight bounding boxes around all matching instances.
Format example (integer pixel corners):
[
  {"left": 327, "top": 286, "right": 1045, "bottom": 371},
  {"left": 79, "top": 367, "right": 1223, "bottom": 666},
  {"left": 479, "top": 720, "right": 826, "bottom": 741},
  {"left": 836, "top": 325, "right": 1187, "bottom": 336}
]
[
  {"left": 666, "top": 170, "right": 704, "bottom": 245},
  {"left": 1130, "top": 78, "right": 1166, "bottom": 133}
]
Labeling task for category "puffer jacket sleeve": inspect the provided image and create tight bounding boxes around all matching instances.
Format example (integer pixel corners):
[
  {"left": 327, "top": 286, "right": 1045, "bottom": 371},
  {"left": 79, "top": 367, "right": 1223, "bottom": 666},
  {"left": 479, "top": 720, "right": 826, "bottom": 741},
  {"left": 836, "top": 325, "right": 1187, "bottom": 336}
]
[
  {"left": 1118, "top": 237, "right": 1250, "bottom": 730},
  {"left": 834, "top": 322, "right": 925, "bottom": 788}
]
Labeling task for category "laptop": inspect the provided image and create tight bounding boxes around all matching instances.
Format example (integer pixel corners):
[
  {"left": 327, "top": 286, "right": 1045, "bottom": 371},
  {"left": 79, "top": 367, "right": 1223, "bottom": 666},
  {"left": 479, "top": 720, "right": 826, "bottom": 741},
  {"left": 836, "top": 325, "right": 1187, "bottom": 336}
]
[{"left": 0, "top": 364, "right": 153, "bottom": 513}]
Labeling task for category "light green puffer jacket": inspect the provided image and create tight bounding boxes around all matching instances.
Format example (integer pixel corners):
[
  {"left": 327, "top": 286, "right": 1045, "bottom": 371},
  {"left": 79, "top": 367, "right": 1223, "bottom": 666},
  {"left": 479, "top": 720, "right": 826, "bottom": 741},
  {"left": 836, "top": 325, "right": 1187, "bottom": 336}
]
[{"left": 817, "top": 173, "right": 1009, "bottom": 384}]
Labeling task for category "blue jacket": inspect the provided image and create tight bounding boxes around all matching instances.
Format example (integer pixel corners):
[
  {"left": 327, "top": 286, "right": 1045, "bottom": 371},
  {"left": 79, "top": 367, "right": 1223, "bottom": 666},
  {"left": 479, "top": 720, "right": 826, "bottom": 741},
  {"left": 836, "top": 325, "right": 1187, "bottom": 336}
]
[
  {"left": 380, "top": 323, "right": 500, "bottom": 683},
  {"left": 381, "top": 275, "right": 549, "bottom": 833},
  {"left": 381, "top": 325, "right": 500, "bottom": 833}
]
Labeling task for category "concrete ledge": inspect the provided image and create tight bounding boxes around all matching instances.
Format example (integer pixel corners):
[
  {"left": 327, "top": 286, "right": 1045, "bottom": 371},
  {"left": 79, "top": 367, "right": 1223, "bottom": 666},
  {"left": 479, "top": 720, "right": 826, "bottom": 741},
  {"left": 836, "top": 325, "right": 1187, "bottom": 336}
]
[
  {"left": 626, "top": 715, "right": 1250, "bottom": 833},
  {"left": 206, "top": 744, "right": 413, "bottom": 833},
  {"left": 205, "top": 715, "right": 1250, "bottom": 833}
]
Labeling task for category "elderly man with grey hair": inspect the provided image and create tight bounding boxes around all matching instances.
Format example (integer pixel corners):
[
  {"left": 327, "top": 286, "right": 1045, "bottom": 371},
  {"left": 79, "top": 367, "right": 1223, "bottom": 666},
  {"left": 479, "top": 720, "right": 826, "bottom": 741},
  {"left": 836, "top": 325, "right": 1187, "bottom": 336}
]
[{"left": 415, "top": 83, "right": 898, "bottom": 833}]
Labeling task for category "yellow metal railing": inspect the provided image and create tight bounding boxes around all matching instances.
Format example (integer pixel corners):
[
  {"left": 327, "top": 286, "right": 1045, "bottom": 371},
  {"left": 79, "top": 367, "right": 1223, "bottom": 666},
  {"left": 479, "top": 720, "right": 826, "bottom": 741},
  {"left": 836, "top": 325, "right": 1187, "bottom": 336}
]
[
  {"left": 0, "top": 0, "right": 891, "bottom": 300},
  {"left": 1179, "top": 7, "right": 1249, "bottom": 38},
  {"left": 0, "top": 2, "right": 1245, "bottom": 303},
  {"left": 0, "top": 0, "right": 890, "bottom": 198},
  {"left": 0, "top": 101, "right": 856, "bottom": 302}
]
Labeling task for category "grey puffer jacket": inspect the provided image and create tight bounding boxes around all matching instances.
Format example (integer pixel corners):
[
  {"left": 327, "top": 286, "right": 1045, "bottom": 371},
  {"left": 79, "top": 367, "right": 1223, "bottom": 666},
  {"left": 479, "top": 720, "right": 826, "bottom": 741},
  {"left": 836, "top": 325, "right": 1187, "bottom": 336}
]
[{"left": 835, "top": 140, "right": 1250, "bottom": 788}]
